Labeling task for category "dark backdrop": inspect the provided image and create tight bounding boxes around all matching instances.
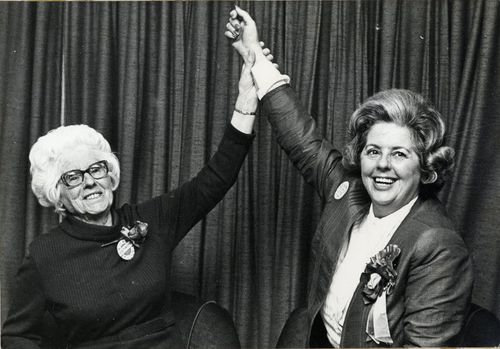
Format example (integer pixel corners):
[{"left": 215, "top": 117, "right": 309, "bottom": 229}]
[{"left": 1, "top": 1, "right": 499, "bottom": 347}]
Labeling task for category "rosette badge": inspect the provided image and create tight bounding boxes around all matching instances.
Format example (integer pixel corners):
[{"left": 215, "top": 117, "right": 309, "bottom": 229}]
[
  {"left": 121, "top": 221, "right": 148, "bottom": 247},
  {"left": 360, "top": 244, "right": 401, "bottom": 304}
]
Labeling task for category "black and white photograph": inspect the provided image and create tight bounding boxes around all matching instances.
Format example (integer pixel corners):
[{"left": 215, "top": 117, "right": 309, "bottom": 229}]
[{"left": 1, "top": 1, "right": 499, "bottom": 348}]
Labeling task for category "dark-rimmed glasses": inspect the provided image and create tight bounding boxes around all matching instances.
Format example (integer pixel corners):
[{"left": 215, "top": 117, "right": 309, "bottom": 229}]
[{"left": 60, "top": 160, "right": 109, "bottom": 188}]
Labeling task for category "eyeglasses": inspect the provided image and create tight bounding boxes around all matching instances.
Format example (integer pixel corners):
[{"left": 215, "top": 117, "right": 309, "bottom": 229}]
[{"left": 60, "top": 160, "right": 109, "bottom": 188}]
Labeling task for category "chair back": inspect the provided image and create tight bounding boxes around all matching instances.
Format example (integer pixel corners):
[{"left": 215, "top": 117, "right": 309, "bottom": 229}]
[
  {"left": 457, "top": 303, "right": 500, "bottom": 346},
  {"left": 171, "top": 291, "right": 241, "bottom": 349},
  {"left": 39, "top": 291, "right": 240, "bottom": 348}
]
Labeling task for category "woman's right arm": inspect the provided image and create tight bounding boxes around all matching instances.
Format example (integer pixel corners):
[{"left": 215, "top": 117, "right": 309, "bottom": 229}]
[
  {"left": 227, "top": 7, "right": 344, "bottom": 201},
  {"left": 259, "top": 84, "right": 344, "bottom": 201},
  {"left": 2, "top": 254, "right": 44, "bottom": 349}
]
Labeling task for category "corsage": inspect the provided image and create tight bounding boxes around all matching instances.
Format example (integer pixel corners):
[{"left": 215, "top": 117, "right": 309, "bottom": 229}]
[
  {"left": 360, "top": 244, "right": 401, "bottom": 304},
  {"left": 360, "top": 244, "right": 401, "bottom": 344},
  {"left": 101, "top": 221, "right": 149, "bottom": 261}
]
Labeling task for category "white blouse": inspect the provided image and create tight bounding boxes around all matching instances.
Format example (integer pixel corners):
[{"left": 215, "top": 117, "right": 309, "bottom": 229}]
[{"left": 321, "top": 196, "right": 418, "bottom": 347}]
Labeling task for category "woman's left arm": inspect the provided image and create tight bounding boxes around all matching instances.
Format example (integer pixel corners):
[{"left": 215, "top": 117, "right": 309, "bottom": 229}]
[
  {"left": 402, "top": 229, "right": 473, "bottom": 346},
  {"left": 138, "top": 65, "right": 256, "bottom": 247},
  {"left": 169, "top": 124, "right": 253, "bottom": 245}
]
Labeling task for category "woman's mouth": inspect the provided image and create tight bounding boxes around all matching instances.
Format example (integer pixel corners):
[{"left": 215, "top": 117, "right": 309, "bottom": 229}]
[
  {"left": 84, "top": 192, "right": 102, "bottom": 200},
  {"left": 373, "top": 177, "right": 397, "bottom": 189}
]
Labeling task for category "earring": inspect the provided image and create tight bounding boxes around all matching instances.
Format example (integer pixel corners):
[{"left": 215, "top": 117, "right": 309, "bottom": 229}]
[{"left": 422, "top": 171, "right": 438, "bottom": 184}]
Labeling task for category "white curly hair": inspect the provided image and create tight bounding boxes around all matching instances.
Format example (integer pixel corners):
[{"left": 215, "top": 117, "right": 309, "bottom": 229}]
[{"left": 29, "top": 124, "right": 120, "bottom": 215}]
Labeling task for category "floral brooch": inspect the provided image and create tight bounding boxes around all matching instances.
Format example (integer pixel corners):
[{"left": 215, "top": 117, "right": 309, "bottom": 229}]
[
  {"left": 360, "top": 244, "right": 401, "bottom": 305},
  {"left": 120, "top": 221, "right": 148, "bottom": 247},
  {"left": 101, "top": 221, "right": 149, "bottom": 261}
]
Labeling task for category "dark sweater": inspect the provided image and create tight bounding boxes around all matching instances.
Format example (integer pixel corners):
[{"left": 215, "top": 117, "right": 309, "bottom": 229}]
[{"left": 2, "top": 124, "right": 253, "bottom": 349}]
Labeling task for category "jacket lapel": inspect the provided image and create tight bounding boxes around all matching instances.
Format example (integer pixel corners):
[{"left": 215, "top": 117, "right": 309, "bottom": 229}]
[
  {"left": 341, "top": 196, "right": 437, "bottom": 347},
  {"left": 308, "top": 177, "right": 370, "bottom": 321}
]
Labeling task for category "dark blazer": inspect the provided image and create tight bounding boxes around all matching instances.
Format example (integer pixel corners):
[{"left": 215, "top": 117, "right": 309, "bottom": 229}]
[{"left": 261, "top": 85, "right": 473, "bottom": 347}]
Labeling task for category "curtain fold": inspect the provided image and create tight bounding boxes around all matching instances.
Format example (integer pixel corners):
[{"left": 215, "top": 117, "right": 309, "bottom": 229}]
[
  {"left": 0, "top": 1, "right": 62, "bottom": 324},
  {"left": 442, "top": 0, "right": 500, "bottom": 315},
  {"left": 1, "top": 1, "right": 500, "bottom": 347}
]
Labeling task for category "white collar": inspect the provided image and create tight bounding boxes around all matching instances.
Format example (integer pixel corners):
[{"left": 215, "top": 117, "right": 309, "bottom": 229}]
[{"left": 365, "top": 196, "right": 419, "bottom": 230}]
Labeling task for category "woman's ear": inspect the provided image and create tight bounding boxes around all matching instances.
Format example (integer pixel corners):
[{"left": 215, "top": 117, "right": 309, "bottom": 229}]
[{"left": 110, "top": 176, "right": 120, "bottom": 191}]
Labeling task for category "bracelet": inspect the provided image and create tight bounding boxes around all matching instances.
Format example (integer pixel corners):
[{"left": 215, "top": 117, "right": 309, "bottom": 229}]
[{"left": 234, "top": 108, "right": 256, "bottom": 116}]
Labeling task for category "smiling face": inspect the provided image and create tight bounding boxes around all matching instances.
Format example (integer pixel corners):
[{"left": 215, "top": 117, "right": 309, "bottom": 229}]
[
  {"left": 360, "top": 122, "right": 421, "bottom": 217},
  {"left": 58, "top": 146, "right": 114, "bottom": 225}
]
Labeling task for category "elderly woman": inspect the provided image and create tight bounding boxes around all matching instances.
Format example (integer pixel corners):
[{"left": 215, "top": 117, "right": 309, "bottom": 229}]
[
  {"left": 1, "top": 55, "right": 261, "bottom": 348},
  {"left": 225, "top": 7, "right": 473, "bottom": 347}
]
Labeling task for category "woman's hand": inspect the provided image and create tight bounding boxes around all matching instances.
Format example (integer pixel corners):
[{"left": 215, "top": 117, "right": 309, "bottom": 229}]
[
  {"left": 236, "top": 63, "right": 257, "bottom": 113},
  {"left": 227, "top": 7, "right": 279, "bottom": 134},
  {"left": 234, "top": 41, "right": 278, "bottom": 115},
  {"left": 225, "top": 6, "right": 263, "bottom": 66},
  {"left": 261, "top": 42, "right": 279, "bottom": 70}
]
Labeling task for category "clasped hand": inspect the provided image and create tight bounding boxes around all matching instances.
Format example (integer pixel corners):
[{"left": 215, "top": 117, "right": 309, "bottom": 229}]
[{"left": 225, "top": 6, "right": 278, "bottom": 97}]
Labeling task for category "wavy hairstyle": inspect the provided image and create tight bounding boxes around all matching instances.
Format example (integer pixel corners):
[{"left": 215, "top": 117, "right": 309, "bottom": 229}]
[
  {"left": 29, "top": 124, "right": 120, "bottom": 215},
  {"left": 342, "top": 89, "right": 454, "bottom": 193}
]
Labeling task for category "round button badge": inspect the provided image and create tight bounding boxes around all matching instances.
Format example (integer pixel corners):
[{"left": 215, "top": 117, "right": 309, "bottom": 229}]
[
  {"left": 334, "top": 181, "right": 349, "bottom": 200},
  {"left": 117, "top": 239, "right": 135, "bottom": 261}
]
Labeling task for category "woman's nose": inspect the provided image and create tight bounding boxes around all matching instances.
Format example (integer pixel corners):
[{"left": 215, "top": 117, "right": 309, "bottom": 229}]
[
  {"left": 376, "top": 154, "right": 391, "bottom": 169},
  {"left": 83, "top": 172, "right": 97, "bottom": 186}
]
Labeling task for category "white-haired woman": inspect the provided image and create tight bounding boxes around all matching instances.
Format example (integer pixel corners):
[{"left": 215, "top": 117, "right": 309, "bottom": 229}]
[{"left": 1, "top": 55, "right": 260, "bottom": 348}]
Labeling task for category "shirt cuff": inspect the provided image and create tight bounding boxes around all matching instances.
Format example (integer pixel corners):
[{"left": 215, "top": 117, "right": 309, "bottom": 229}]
[
  {"left": 225, "top": 122, "right": 255, "bottom": 145},
  {"left": 251, "top": 58, "right": 290, "bottom": 100}
]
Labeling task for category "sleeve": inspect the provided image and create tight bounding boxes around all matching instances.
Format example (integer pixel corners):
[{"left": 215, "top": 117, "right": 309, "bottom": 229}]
[
  {"left": 1, "top": 254, "right": 45, "bottom": 349},
  {"left": 251, "top": 57, "right": 290, "bottom": 99},
  {"left": 138, "top": 123, "right": 254, "bottom": 247},
  {"left": 402, "top": 229, "right": 473, "bottom": 346},
  {"left": 259, "top": 84, "right": 344, "bottom": 201}
]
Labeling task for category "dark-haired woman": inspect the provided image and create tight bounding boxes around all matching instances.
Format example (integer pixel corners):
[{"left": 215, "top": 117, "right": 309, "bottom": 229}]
[{"left": 226, "top": 7, "right": 473, "bottom": 347}]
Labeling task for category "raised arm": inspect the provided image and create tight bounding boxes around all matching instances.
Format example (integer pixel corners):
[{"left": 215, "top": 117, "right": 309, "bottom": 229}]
[
  {"left": 168, "top": 123, "right": 254, "bottom": 246},
  {"left": 135, "top": 58, "right": 259, "bottom": 247},
  {"left": 226, "top": 7, "right": 345, "bottom": 200}
]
